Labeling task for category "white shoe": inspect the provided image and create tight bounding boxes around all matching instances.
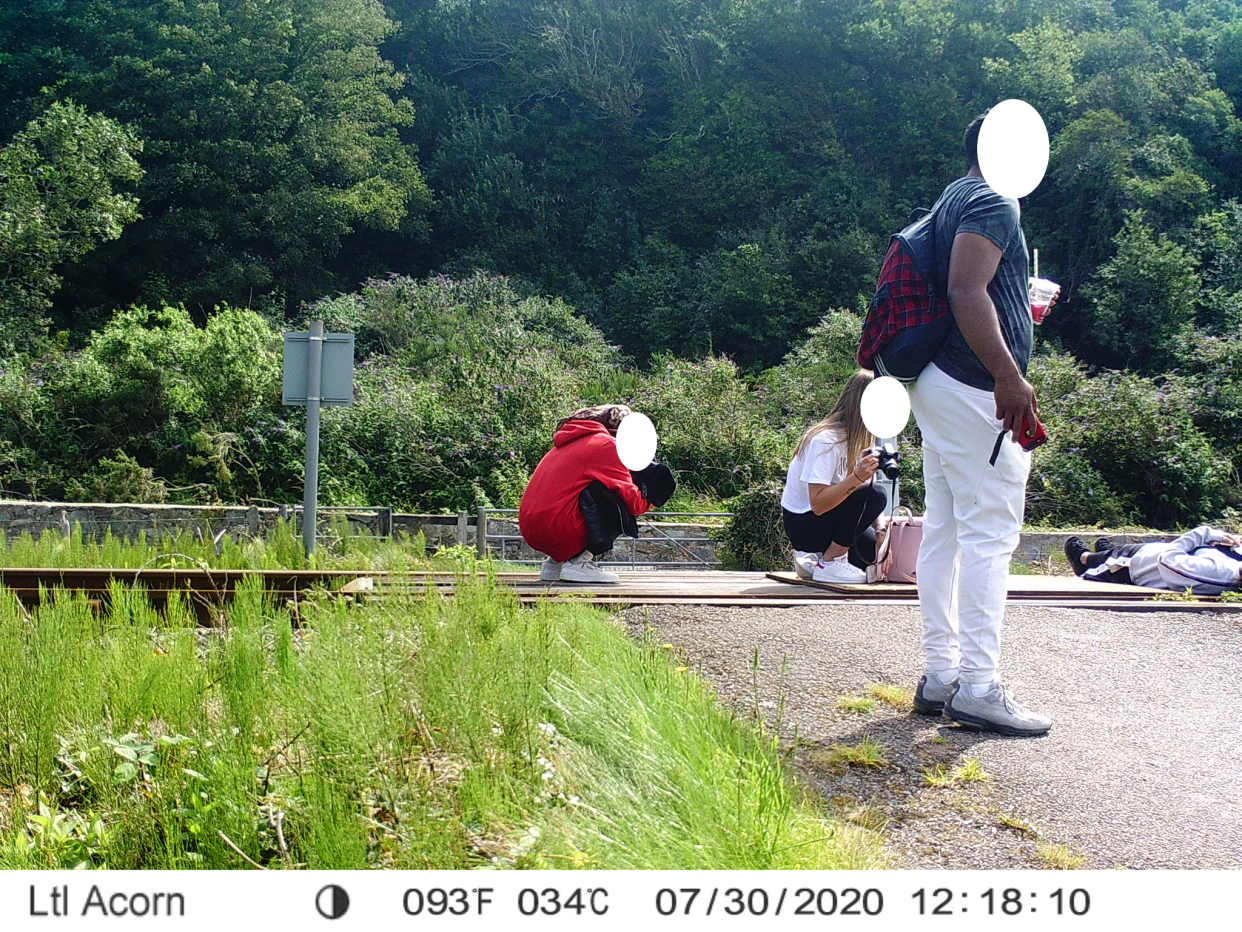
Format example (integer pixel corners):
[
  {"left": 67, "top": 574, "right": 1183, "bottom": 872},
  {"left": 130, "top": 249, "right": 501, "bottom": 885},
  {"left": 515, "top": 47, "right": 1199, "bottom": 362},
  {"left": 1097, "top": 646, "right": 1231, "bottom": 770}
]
[
  {"left": 793, "top": 551, "right": 819, "bottom": 580},
  {"left": 559, "top": 552, "right": 619, "bottom": 584},
  {"left": 540, "top": 558, "right": 563, "bottom": 582},
  {"left": 811, "top": 557, "right": 867, "bottom": 584}
]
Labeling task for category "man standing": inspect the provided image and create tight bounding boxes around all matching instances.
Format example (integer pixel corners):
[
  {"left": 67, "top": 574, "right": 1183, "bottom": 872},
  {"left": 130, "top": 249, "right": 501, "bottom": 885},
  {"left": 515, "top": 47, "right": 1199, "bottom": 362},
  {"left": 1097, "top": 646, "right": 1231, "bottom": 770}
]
[{"left": 908, "top": 112, "right": 1052, "bottom": 737}]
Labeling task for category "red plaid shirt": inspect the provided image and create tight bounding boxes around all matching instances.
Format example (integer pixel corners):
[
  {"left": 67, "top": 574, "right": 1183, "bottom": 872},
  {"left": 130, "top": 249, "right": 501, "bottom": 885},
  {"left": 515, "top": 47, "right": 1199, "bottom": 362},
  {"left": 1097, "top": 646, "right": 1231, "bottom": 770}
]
[{"left": 857, "top": 239, "right": 949, "bottom": 368}]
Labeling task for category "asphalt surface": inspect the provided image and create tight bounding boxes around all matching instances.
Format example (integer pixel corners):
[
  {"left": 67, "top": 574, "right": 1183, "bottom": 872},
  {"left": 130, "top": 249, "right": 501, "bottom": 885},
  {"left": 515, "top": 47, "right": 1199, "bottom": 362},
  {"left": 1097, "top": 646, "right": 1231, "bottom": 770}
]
[{"left": 621, "top": 602, "right": 1242, "bottom": 869}]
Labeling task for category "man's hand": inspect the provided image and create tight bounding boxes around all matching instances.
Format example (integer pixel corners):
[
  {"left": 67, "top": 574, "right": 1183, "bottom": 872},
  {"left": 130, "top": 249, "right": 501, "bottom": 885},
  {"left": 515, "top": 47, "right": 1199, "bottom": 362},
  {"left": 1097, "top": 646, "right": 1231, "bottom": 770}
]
[{"left": 994, "top": 372, "right": 1039, "bottom": 443}]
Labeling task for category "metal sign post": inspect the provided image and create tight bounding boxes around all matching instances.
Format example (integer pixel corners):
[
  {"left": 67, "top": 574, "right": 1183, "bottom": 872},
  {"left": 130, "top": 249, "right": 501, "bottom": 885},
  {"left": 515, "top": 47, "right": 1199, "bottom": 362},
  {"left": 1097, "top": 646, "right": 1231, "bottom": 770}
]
[{"left": 283, "top": 323, "right": 354, "bottom": 557}]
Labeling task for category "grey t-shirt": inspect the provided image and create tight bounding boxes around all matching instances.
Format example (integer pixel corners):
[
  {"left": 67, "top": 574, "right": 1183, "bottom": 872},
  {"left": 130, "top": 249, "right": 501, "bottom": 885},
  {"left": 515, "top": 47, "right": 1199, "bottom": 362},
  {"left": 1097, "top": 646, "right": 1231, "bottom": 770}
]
[{"left": 930, "top": 176, "right": 1031, "bottom": 392}]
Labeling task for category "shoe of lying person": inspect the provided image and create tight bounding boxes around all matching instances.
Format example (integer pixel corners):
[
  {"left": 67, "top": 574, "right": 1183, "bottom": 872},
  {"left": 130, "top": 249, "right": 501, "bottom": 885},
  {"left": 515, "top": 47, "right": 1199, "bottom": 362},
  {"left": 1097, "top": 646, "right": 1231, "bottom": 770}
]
[
  {"left": 1094, "top": 536, "right": 1114, "bottom": 554},
  {"left": 540, "top": 557, "right": 563, "bottom": 582},
  {"left": 1064, "top": 536, "right": 1089, "bottom": 576},
  {"left": 793, "top": 550, "right": 819, "bottom": 580},
  {"left": 913, "top": 673, "right": 958, "bottom": 715},
  {"left": 811, "top": 556, "right": 868, "bottom": 585},
  {"left": 559, "top": 552, "right": 620, "bottom": 584},
  {"left": 942, "top": 682, "right": 1052, "bottom": 737}
]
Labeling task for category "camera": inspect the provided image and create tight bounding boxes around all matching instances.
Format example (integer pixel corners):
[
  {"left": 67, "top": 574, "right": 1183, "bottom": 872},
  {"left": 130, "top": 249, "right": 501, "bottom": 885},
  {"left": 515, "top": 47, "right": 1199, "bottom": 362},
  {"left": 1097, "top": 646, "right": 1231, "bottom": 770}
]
[{"left": 867, "top": 442, "right": 901, "bottom": 480}]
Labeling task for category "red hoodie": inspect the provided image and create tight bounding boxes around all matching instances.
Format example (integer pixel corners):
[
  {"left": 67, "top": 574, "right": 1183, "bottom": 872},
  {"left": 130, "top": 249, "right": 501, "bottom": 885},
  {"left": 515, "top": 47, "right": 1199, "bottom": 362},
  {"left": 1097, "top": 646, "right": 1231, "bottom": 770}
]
[{"left": 519, "top": 420, "right": 651, "bottom": 562}]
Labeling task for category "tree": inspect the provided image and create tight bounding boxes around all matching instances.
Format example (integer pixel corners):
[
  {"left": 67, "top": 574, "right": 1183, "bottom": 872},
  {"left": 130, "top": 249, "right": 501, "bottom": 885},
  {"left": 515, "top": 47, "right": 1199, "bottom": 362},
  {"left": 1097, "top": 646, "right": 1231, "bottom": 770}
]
[
  {"left": 1080, "top": 211, "right": 1201, "bottom": 373},
  {"left": 48, "top": 0, "right": 430, "bottom": 321},
  {"left": 0, "top": 101, "right": 141, "bottom": 355}
]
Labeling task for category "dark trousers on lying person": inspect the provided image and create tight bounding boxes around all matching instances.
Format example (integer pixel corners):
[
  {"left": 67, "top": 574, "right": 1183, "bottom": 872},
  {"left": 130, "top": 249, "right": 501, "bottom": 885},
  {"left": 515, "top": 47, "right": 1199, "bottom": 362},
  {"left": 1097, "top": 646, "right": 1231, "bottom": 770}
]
[{"left": 782, "top": 484, "right": 888, "bottom": 570}]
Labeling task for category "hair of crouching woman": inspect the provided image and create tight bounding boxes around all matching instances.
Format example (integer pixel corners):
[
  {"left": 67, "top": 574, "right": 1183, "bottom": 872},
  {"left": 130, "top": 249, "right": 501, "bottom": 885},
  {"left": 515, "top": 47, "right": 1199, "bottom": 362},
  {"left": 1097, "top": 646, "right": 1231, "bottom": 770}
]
[
  {"left": 556, "top": 404, "right": 633, "bottom": 436},
  {"left": 793, "top": 369, "right": 876, "bottom": 472}
]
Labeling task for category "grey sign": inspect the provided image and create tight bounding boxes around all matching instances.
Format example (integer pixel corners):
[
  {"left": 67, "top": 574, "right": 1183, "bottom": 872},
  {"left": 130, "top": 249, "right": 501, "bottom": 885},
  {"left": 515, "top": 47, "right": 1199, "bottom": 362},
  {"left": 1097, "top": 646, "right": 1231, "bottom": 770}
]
[{"left": 282, "top": 332, "right": 355, "bottom": 407}]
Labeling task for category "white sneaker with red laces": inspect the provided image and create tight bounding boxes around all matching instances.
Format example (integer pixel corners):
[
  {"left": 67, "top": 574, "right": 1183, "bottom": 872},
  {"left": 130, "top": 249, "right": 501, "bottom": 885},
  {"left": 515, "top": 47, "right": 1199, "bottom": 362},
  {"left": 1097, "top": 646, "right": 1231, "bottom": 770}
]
[{"left": 811, "top": 556, "right": 867, "bottom": 584}]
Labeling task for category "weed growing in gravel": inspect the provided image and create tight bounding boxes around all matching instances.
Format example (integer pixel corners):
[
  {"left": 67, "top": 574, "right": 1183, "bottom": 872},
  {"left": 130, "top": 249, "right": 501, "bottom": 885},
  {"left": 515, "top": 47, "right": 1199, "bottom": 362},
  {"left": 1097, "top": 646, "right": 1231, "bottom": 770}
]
[
  {"left": 922, "top": 758, "right": 991, "bottom": 787},
  {"left": 1147, "top": 587, "right": 1200, "bottom": 602},
  {"left": 840, "top": 803, "right": 891, "bottom": 833},
  {"left": 834, "top": 695, "right": 876, "bottom": 714},
  {"left": 998, "top": 812, "right": 1038, "bottom": 837},
  {"left": 1036, "top": 842, "right": 1085, "bottom": 869},
  {"left": 865, "top": 683, "right": 913, "bottom": 712},
  {"left": 815, "top": 738, "right": 889, "bottom": 770}
]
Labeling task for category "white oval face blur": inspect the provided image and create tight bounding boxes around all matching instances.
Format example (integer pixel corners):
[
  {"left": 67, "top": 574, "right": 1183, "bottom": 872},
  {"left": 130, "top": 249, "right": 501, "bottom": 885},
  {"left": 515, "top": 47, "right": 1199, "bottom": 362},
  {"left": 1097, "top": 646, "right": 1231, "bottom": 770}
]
[
  {"left": 860, "top": 376, "right": 911, "bottom": 439},
  {"left": 615, "top": 412, "right": 658, "bottom": 471},
  {"left": 977, "top": 99, "right": 1049, "bottom": 200}
]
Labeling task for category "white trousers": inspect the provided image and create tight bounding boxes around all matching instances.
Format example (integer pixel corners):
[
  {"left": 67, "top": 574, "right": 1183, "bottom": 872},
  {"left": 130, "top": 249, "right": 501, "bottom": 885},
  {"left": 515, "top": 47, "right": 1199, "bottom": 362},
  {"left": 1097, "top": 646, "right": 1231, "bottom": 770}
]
[{"left": 908, "top": 363, "right": 1030, "bottom": 686}]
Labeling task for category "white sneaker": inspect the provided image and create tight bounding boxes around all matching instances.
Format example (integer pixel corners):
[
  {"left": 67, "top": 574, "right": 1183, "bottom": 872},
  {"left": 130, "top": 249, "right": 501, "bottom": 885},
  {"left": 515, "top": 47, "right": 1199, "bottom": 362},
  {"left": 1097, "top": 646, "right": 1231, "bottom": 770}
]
[
  {"left": 811, "top": 557, "right": 867, "bottom": 584},
  {"left": 793, "top": 551, "right": 819, "bottom": 580},
  {"left": 540, "top": 558, "right": 563, "bottom": 582},
  {"left": 559, "top": 552, "right": 619, "bottom": 584}
]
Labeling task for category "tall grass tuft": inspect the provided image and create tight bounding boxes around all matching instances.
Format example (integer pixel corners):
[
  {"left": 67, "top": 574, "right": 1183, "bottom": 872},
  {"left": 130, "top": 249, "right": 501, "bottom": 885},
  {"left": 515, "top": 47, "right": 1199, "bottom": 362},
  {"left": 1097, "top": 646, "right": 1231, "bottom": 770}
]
[{"left": 0, "top": 543, "right": 884, "bottom": 870}]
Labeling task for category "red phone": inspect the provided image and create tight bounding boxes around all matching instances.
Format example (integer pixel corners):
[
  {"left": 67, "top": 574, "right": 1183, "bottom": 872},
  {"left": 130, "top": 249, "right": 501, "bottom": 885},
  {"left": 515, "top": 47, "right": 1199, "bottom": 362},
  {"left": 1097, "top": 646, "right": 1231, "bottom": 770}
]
[{"left": 1020, "top": 413, "right": 1048, "bottom": 452}]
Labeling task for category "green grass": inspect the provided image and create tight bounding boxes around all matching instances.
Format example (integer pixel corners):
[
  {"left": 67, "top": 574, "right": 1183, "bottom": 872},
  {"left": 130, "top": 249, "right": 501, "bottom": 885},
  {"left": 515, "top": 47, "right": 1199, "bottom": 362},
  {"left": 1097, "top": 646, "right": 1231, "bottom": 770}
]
[
  {"left": 0, "top": 541, "right": 882, "bottom": 870},
  {"left": 998, "top": 812, "right": 1038, "bottom": 837},
  {"left": 922, "top": 758, "right": 991, "bottom": 787},
  {"left": 813, "top": 737, "right": 890, "bottom": 770},
  {"left": 865, "top": 682, "right": 913, "bottom": 712},
  {"left": 1036, "top": 842, "right": 1086, "bottom": 869},
  {"left": 0, "top": 519, "right": 440, "bottom": 573},
  {"left": 834, "top": 694, "right": 876, "bottom": 713}
]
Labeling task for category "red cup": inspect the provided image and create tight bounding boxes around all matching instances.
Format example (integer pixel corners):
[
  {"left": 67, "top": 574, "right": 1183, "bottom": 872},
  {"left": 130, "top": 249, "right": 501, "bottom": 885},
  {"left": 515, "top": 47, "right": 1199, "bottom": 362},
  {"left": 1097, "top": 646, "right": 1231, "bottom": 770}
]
[{"left": 1029, "top": 277, "right": 1060, "bottom": 324}]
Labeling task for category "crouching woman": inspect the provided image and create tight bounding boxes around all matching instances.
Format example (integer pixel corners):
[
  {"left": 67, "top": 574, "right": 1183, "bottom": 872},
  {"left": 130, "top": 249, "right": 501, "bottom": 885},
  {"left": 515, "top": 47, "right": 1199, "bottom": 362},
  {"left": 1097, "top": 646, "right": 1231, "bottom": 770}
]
[
  {"left": 519, "top": 404, "right": 654, "bottom": 584},
  {"left": 781, "top": 369, "right": 887, "bottom": 584}
]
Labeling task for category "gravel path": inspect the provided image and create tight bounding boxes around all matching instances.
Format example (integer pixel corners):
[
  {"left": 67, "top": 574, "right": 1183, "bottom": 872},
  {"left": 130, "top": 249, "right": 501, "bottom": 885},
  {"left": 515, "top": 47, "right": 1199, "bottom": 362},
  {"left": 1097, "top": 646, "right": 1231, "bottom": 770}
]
[{"left": 620, "top": 603, "right": 1242, "bottom": 869}]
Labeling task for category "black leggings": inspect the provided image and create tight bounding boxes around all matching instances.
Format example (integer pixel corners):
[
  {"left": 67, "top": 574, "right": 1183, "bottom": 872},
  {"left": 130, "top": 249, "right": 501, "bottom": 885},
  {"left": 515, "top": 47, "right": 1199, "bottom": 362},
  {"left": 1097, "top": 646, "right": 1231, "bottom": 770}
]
[{"left": 783, "top": 484, "right": 888, "bottom": 570}]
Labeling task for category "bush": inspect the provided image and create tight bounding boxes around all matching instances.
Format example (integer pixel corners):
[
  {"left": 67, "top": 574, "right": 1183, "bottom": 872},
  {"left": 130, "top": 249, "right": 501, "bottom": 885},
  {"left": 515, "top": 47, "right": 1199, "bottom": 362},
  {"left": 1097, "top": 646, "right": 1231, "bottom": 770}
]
[
  {"left": 0, "top": 305, "right": 295, "bottom": 504},
  {"left": 1029, "top": 352, "right": 1232, "bottom": 527},
  {"left": 720, "top": 487, "right": 790, "bottom": 571},
  {"left": 316, "top": 273, "right": 626, "bottom": 508},
  {"left": 630, "top": 355, "right": 788, "bottom": 499},
  {"left": 1025, "top": 443, "right": 1132, "bottom": 527},
  {"left": 761, "top": 310, "right": 864, "bottom": 424}
]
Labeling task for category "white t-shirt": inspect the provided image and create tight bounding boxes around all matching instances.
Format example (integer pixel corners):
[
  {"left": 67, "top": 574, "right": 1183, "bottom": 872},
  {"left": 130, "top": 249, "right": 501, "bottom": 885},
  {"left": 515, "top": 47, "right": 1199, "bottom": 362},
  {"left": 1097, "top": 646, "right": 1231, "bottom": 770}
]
[{"left": 781, "top": 427, "right": 850, "bottom": 514}]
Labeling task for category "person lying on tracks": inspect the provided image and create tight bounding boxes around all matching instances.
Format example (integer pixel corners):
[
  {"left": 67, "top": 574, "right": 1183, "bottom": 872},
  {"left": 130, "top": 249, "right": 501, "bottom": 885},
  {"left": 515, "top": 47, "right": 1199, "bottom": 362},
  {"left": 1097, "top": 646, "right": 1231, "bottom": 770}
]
[
  {"left": 519, "top": 404, "right": 675, "bottom": 585},
  {"left": 781, "top": 369, "right": 888, "bottom": 585},
  {"left": 1065, "top": 526, "right": 1242, "bottom": 596}
]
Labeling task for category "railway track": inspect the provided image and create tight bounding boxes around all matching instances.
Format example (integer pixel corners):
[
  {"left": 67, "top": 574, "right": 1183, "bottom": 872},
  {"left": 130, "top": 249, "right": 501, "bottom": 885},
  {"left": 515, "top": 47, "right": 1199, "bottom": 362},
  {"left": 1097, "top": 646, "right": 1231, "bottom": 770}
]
[{"left": 1, "top": 567, "right": 1234, "bottom": 621}]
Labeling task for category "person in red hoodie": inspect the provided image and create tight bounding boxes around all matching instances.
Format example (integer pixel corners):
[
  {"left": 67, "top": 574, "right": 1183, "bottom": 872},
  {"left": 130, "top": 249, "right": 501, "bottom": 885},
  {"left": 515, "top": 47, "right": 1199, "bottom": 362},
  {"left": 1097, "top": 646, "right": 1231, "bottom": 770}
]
[{"left": 519, "top": 404, "right": 653, "bottom": 583}]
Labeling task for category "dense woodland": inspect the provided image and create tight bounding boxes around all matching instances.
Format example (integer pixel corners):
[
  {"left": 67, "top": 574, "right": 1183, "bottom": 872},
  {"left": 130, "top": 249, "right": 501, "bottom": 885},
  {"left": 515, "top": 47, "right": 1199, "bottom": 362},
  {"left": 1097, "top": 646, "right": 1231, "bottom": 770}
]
[{"left": 3, "top": 0, "right": 1242, "bottom": 529}]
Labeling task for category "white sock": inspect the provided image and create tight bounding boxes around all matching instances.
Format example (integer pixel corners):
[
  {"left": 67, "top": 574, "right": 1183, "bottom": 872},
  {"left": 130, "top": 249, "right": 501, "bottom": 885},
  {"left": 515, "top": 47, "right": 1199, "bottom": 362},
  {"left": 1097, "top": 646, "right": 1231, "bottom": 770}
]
[
  {"left": 967, "top": 681, "right": 996, "bottom": 698},
  {"left": 931, "top": 668, "right": 959, "bottom": 686}
]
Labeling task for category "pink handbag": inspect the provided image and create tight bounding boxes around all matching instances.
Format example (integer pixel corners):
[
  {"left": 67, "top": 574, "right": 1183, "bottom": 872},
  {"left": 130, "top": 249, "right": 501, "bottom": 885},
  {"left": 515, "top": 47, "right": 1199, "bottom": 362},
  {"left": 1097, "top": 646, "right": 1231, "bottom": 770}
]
[{"left": 870, "top": 506, "right": 922, "bottom": 583}]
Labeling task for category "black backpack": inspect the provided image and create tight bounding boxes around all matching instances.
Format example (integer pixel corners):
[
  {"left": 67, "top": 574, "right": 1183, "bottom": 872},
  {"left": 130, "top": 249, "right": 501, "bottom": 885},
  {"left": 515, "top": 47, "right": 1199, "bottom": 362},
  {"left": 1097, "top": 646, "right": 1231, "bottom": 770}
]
[{"left": 857, "top": 209, "right": 953, "bottom": 382}]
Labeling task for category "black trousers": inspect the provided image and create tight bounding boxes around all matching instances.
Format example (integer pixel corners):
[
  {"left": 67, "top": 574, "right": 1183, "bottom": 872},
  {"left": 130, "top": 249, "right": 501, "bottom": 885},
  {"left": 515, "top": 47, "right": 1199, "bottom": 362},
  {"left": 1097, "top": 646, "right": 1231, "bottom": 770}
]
[
  {"left": 1083, "top": 542, "right": 1145, "bottom": 584},
  {"left": 783, "top": 484, "right": 888, "bottom": 571}
]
